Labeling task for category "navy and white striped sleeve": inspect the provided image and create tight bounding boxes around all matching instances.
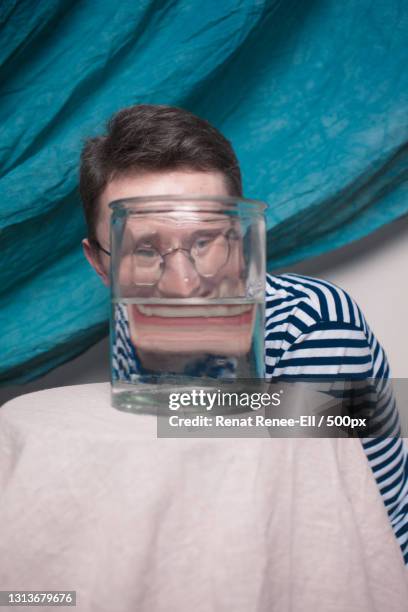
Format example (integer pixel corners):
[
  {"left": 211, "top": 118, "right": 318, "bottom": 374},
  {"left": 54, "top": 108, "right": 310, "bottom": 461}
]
[
  {"left": 112, "top": 303, "right": 141, "bottom": 382},
  {"left": 265, "top": 273, "right": 408, "bottom": 565}
]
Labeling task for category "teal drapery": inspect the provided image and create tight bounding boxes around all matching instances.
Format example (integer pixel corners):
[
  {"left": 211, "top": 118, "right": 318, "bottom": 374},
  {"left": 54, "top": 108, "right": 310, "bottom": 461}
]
[{"left": 1, "top": 0, "right": 407, "bottom": 384}]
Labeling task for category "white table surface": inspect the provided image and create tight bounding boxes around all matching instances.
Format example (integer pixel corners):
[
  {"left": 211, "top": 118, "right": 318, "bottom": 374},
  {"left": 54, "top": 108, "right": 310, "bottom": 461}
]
[{"left": 0, "top": 383, "right": 407, "bottom": 612}]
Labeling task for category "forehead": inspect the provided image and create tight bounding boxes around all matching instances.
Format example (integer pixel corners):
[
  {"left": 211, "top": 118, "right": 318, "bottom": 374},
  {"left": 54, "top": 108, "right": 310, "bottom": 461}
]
[
  {"left": 125, "top": 213, "right": 232, "bottom": 241},
  {"left": 97, "top": 170, "right": 230, "bottom": 237}
]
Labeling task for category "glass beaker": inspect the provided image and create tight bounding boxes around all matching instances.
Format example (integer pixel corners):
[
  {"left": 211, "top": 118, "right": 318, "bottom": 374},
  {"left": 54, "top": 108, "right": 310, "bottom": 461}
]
[{"left": 109, "top": 195, "right": 266, "bottom": 412}]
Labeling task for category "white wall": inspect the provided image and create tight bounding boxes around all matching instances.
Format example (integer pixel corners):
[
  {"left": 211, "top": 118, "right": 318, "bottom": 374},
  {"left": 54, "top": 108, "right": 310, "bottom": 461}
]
[
  {"left": 274, "top": 214, "right": 408, "bottom": 377},
  {"left": 1, "top": 214, "right": 407, "bottom": 407}
]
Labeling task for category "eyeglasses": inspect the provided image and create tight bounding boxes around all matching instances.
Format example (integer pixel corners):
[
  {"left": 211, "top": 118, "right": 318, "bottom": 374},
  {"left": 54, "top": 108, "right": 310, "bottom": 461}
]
[{"left": 91, "top": 227, "right": 241, "bottom": 286}]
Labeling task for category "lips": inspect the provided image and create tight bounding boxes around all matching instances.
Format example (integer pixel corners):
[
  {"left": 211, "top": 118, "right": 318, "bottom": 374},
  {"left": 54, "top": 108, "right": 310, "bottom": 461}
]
[
  {"left": 130, "top": 304, "right": 253, "bottom": 327},
  {"left": 127, "top": 302, "right": 256, "bottom": 356}
]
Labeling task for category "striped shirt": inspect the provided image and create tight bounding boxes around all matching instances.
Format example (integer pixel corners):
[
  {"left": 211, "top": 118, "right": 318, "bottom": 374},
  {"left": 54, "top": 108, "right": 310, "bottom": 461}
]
[
  {"left": 113, "top": 273, "right": 408, "bottom": 564},
  {"left": 265, "top": 273, "right": 408, "bottom": 565}
]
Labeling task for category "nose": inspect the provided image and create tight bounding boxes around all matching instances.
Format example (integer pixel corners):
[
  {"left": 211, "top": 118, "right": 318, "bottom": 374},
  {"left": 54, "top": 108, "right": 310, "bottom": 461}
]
[{"left": 156, "top": 251, "right": 201, "bottom": 298}]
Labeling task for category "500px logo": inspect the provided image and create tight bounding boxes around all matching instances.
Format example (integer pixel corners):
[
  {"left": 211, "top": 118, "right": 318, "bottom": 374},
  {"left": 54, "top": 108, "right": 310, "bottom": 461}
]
[{"left": 168, "top": 389, "right": 283, "bottom": 411}]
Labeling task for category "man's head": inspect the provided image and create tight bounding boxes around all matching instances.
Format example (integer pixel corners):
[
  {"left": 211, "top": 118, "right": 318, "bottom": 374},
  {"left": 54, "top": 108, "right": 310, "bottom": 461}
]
[
  {"left": 79, "top": 105, "right": 260, "bottom": 362},
  {"left": 80, "top": 104, "right": 242, "bottom": 286}
]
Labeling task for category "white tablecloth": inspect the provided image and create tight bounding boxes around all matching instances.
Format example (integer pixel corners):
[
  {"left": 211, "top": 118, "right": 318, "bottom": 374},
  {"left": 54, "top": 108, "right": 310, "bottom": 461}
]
[{"left": 0, "top": 383, "right": 407, "bottom": 611}]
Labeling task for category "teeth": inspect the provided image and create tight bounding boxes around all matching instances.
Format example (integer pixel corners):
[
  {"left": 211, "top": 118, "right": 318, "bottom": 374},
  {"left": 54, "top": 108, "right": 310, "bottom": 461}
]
[{"left": 136, "top": 305, "right": 251, "bottom": 318}]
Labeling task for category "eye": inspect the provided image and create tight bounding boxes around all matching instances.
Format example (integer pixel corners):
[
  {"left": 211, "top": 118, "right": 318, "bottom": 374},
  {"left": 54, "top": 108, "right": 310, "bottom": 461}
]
[
  {"left": 134, "top": 246, "right": 158, "bottom": 259},
  {"left": 195, "top": 237, "right": 213, "bottom": 249}
]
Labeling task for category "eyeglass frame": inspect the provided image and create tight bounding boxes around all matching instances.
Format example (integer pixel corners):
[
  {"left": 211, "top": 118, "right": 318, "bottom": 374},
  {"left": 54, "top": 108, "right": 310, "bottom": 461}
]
[{"left": 89, "top": 225, "right": 242, "bottom": 283}]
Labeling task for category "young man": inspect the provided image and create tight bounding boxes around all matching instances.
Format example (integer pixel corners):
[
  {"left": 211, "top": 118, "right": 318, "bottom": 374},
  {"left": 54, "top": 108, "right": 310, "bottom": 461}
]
[{"left": 80, "top": 104, "right": 408, "bottom": 564}]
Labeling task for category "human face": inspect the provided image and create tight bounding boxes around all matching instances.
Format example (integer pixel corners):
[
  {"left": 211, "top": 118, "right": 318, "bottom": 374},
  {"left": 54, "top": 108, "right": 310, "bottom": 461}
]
[
  {"left": 82, "top": 170, "right": 255, "bottom": 358},
  {"left": 83, "top": 170, "right": 233, "bottom": 283}
]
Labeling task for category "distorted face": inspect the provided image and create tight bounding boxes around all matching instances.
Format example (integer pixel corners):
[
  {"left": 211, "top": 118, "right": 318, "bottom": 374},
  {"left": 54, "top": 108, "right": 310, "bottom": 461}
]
[{"left": 82, "top": 170, "right": 255, "bottom": 361}]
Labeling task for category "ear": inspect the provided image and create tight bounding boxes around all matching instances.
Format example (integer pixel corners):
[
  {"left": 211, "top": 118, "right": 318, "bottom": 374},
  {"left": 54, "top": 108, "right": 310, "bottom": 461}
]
[{"left": 82, "top": 238, "right": 110, "bottom": 286}]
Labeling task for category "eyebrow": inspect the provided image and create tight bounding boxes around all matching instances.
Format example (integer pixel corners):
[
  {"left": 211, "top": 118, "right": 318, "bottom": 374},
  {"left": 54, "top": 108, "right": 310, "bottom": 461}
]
[
  {"left": 129, "top": 231, "right": 159, "bottom": 243},
  {"left": 130, "top": 223, "right": 231, "bottom": 243}
]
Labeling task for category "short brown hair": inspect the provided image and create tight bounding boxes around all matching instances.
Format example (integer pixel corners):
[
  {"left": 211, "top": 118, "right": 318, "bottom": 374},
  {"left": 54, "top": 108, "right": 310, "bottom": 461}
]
[{"left": 79, "top": 104, "right": 242, "bottom": 243}]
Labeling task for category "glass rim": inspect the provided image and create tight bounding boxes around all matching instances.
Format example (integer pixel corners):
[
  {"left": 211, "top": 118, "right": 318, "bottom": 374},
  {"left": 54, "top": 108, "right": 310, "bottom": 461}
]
[{"left": 108, "top": 194, "right": 267, "bottom": 213}]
